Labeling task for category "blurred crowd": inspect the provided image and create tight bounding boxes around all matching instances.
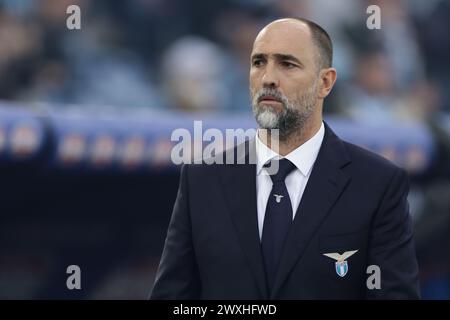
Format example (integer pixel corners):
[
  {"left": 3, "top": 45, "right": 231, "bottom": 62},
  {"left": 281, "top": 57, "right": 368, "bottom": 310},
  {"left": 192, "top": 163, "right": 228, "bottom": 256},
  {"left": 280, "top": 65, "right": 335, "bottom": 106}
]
[{"left": 0, "top": 0, "right": 449, "bottom": 118}]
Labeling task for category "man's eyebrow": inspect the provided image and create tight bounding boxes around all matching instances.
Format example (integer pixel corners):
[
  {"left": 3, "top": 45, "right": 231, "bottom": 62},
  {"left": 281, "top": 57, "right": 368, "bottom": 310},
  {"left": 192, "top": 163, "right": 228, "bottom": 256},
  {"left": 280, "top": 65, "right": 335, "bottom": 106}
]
[
  {"left": 251, "top": 53, "right": 304, "bottom": 67},
  {"left": 273, "top": 53, "right": 303, "bottom": 66},
  {"left": 251, "top": 53, "right": 266, "bottom": 61}
]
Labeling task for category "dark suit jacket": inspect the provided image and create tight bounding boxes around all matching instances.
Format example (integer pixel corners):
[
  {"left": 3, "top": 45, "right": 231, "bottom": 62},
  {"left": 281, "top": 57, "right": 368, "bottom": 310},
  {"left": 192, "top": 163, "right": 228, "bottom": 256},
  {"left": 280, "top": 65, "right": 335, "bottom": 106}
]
[{"left": 151, "top": 122, "right": 420, "bottom": 299}]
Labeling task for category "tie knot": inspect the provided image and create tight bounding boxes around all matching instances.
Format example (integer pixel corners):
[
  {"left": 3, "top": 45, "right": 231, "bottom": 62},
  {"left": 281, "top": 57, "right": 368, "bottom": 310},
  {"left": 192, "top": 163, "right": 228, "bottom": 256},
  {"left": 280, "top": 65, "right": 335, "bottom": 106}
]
[{"left": 264, "top": 158, "right": 296, "bottom": 182}]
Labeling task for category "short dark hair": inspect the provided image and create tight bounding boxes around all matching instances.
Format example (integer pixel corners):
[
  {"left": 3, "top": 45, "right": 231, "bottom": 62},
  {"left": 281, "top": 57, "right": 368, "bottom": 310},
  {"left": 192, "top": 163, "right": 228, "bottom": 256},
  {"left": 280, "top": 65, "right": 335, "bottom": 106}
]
[{"left": 292, "top": 17, "right": 333, "bottom": 69}]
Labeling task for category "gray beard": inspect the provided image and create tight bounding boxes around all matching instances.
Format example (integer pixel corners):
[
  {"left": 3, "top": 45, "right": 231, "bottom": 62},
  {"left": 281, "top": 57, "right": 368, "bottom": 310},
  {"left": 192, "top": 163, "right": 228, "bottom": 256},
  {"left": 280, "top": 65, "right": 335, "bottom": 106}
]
[{"left": 251, "top": 83, "right": 317, "bottom": 141}]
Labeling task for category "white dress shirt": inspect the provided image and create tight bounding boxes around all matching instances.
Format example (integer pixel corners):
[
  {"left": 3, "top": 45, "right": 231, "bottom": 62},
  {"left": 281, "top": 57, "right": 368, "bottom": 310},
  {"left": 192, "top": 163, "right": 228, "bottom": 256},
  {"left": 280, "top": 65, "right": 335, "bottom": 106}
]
[{"left": 255, "top": 122, "right": 325, "bottom": 240}]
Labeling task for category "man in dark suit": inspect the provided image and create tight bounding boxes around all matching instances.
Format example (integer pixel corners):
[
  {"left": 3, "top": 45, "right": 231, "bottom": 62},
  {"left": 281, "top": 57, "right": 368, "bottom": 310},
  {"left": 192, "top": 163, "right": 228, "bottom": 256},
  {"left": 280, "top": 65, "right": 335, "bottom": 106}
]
[{"left": 151, "top": 18, "right": 420, "bottom": 299}]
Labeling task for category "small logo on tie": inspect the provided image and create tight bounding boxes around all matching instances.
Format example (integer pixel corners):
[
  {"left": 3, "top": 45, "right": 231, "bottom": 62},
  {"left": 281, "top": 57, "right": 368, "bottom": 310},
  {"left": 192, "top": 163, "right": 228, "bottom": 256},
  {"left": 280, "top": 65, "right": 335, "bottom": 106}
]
[{"left": 273, "top": 194, "right": 284, "bottom": 203}]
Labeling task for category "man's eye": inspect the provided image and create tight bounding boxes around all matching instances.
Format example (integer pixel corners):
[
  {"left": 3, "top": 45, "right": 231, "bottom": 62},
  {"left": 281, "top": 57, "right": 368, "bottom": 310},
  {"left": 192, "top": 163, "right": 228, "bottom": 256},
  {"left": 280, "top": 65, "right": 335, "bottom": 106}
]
[
  {"left": 252, "top": 59, "right": 263, "bottom": 67},
  {"left": 281, "top": 61, "right": 296, "bottom": 68}
]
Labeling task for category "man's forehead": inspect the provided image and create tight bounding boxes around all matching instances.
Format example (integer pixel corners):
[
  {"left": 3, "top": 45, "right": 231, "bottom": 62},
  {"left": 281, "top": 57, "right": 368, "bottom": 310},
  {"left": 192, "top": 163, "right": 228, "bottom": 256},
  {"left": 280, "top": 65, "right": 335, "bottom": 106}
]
[
  {"left": 251, "top": 40, "right": 310, "bottom": 61},
  {"left": 255, "top": 19, "right": 311, "bottom": 42},
  {"left": 252, "top": 19, "right": 313, "bottom": 54}
]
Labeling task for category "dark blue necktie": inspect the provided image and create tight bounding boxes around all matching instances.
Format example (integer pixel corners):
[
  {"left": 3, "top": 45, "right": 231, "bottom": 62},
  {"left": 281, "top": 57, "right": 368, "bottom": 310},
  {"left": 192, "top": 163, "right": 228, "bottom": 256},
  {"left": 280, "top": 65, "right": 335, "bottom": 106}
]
[{"left": 261, "top": 158, "right": 297, "bottom": 292}]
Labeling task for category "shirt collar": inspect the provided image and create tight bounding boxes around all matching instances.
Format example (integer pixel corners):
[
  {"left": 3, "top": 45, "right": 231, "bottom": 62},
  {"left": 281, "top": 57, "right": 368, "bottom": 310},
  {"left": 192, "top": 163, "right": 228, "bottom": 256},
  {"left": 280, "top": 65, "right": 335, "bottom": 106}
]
[{"left": 255, "top": 122, "right": 325, "bottom": 177}]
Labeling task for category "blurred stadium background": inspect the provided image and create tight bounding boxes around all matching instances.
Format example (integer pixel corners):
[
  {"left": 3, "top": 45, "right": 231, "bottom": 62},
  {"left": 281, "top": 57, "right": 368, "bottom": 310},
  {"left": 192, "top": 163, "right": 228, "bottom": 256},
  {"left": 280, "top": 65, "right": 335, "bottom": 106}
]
[{"left": 0, "top": 0, "right": 449, "bottom": 299}]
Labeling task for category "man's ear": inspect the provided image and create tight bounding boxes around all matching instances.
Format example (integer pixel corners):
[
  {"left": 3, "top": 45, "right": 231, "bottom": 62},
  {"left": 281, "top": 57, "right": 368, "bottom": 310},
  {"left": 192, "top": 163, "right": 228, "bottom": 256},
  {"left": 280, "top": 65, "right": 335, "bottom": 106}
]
[{"left": 318, "top": 68, "right": 337, "bottom": 99}]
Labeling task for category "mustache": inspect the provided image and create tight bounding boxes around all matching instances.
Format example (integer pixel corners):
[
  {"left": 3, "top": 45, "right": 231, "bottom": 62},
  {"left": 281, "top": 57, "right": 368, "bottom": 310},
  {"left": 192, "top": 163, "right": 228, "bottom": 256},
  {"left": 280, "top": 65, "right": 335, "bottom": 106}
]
[{"left": 254, "top": 88, "right": 285, "bottom": 103}]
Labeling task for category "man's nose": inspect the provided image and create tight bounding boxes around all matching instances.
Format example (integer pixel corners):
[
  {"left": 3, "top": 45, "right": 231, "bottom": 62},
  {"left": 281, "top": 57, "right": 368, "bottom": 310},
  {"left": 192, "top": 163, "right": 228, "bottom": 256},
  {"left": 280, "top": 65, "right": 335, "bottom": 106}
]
[{"left": 262, "top": 64, "right": 280, "bottom": 88}]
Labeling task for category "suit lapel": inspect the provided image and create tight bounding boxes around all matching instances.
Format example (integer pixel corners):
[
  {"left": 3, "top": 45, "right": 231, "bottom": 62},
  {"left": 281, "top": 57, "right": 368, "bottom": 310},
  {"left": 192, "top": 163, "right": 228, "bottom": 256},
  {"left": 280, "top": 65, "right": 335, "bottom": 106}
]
[
  {"left": 218, "top": 139, "right": 269, "bottom": 299},
  {"left": 270, "top": 123, "right": 352, "bottom": 298}
]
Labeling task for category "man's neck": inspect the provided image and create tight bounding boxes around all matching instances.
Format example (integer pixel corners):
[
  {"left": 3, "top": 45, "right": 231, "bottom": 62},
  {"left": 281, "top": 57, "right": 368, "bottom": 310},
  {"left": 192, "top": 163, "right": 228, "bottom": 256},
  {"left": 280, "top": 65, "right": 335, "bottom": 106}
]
[{"left": 258, "top": 119, "right": 322, "bottom": 156}]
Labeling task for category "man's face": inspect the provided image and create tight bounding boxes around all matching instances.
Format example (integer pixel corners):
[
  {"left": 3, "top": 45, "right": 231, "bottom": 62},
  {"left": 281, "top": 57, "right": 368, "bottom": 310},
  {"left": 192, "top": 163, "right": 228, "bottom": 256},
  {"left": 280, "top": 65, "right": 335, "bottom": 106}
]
[{"left": 250, "top": 19, "right": 320, "bottom": 139}]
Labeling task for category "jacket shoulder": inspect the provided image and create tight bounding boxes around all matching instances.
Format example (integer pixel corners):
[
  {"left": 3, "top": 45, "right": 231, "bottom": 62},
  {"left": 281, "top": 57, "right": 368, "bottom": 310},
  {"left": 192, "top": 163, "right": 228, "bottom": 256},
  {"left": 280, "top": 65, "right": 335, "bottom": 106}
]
[
  {"left": 342, "top": 140, "right": 406, "bottom": 179},
  {"left": 183, "top": 140, "right": 252, "bottom": 170}
]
